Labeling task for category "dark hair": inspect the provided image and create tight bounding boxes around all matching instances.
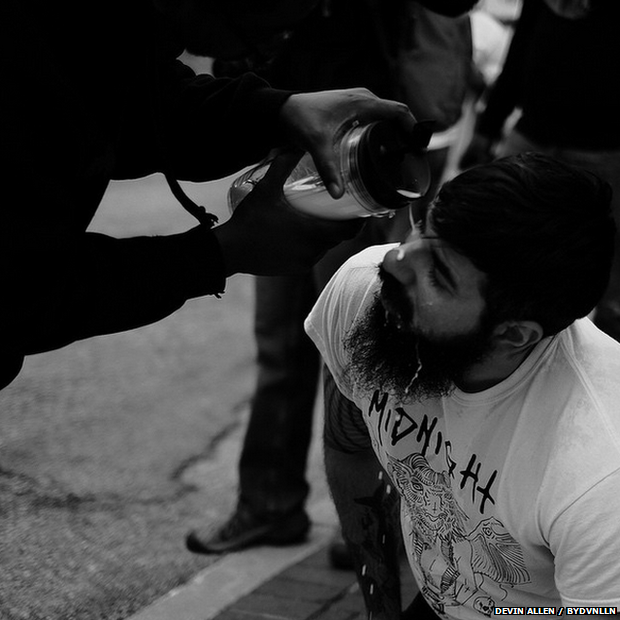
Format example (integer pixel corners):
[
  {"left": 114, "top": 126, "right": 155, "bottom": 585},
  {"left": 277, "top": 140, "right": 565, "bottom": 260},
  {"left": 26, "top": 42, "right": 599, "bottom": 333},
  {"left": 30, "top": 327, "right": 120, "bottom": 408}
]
[{"left": 430, "top": 152, "right": 615, "bottom": 336}]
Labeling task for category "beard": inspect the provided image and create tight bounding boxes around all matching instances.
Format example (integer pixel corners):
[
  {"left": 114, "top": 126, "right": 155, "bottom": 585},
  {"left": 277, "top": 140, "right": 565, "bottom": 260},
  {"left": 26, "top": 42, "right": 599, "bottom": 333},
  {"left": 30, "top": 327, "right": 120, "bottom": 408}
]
[{"left": 343, "top": 267, "right": 494, "bottom": 403}]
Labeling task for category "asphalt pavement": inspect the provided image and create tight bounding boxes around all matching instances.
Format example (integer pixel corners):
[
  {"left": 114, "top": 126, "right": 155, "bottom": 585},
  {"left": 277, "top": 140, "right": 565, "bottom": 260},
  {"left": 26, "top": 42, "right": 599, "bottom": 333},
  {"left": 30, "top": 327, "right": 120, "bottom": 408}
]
[{"left": 0, "top": 173, "right": 335, "bottom": 619}]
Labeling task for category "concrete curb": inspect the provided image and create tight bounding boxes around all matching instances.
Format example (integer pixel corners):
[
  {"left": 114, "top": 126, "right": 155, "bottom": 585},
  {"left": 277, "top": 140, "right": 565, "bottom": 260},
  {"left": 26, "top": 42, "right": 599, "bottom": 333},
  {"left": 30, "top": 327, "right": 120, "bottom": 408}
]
[{"left": 127, "top": 498, "right": 339, "bottom": 620}]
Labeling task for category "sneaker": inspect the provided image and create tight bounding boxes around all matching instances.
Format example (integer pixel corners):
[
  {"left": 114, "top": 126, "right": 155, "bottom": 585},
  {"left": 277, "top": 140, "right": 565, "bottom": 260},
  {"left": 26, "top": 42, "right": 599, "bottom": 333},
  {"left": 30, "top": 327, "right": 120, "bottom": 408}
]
[{"left": 186, "top": 507, "right": 310, "bottom": 554}]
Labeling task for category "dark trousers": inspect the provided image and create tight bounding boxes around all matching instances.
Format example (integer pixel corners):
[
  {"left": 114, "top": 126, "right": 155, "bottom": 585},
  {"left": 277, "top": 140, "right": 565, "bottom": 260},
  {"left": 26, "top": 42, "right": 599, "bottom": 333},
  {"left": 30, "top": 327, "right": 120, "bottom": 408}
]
[
  {"left": 237, "top": 224, "right": 393, "bottom": 519},
  {"left": 238, "top": 272, "right": 320, "bottom": 518}
]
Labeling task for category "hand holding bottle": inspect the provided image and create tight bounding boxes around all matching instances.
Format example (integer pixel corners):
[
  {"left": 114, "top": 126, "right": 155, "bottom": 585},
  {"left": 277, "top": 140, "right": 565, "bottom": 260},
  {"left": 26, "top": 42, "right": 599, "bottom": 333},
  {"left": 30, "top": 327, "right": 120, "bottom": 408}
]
[
  {"left": 212, "top": 151, "right": 363, "bottom": 277},
  {"left": 278, "top": 88, "right": 417, "bottom": 199}
]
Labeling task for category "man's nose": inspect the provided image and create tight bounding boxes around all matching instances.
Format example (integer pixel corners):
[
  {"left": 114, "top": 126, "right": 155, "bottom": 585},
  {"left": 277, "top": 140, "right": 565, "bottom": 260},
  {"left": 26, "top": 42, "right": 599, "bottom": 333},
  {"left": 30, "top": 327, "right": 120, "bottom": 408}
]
[
  {"left": 382, "top": 224, "right": 424, "bottom": 275},
  {"left": 382, "top": 241, "right": 417, "bottom": 284}
]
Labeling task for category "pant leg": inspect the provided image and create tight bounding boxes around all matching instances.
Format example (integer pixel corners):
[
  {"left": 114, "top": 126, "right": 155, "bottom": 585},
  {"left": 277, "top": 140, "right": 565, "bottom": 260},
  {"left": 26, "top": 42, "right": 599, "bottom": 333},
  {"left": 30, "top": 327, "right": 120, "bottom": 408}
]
[
  {"left": 238, "top": 216, "right": 411, "bottom": 518},
  {"left": 238, "top": 273, "right": 320, "bottom": 518},
  {"left": 239, "top": 211, "right": 412, "bottom": 519}
]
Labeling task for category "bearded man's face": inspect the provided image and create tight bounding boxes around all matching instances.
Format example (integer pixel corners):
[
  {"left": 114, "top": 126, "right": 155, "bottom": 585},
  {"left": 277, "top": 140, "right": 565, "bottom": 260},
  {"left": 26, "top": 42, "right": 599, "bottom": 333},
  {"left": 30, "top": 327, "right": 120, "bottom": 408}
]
[{"left": 343, "top": 226, "right": 494, "bottom": 402}]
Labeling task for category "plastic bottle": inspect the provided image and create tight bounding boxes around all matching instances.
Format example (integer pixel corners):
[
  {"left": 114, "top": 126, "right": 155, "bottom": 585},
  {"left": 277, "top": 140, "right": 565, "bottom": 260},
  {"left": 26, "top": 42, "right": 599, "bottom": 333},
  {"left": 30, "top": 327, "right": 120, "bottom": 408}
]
[{"left": 228, "top": 120, "right": 432, "bottom": 220}]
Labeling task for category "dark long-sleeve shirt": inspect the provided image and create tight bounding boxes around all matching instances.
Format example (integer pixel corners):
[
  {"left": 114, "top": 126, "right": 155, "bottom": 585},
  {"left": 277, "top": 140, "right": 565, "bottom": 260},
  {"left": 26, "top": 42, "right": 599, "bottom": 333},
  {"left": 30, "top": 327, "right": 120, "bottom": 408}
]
[{"left": 0, "top": 0, "right": 291, "bottom": 386}]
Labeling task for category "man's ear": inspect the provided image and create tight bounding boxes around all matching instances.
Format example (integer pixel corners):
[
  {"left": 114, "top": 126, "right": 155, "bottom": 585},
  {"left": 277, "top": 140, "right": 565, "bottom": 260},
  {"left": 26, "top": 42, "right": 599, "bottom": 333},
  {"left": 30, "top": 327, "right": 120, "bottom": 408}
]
[{"left": 492, "top": 320, "right": 544, "bottom": 351}]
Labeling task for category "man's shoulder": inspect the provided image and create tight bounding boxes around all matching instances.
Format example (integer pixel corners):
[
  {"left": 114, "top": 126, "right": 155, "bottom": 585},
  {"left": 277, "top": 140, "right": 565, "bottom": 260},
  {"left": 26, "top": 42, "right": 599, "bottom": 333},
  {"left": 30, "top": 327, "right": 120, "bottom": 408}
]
[
  {"left": 338, "top": 243, "right": 396, "bottom": 272},
  {"left": 561, "top": 318, "right": 620, "bottom": 381},
  {"left": 551, "top": 318, "right": 620, "bottom": 440},
  {"left": 526, "top": 321, "right": 620, "bottom": 541}
]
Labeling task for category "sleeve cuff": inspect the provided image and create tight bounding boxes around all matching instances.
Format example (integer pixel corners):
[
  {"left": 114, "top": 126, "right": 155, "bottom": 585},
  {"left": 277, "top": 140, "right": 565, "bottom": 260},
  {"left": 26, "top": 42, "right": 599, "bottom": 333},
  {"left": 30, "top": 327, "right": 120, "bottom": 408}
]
[{"left": 175, "top": 224, "right": 227, "bottom": 298}]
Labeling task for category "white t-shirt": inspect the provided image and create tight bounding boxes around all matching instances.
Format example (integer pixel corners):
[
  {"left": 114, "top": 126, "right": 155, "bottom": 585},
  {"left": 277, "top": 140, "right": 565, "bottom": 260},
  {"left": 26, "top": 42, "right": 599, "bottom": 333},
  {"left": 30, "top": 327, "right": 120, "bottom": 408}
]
[{"left": 305, "top": 244, "right": 620, "bottom": 617}]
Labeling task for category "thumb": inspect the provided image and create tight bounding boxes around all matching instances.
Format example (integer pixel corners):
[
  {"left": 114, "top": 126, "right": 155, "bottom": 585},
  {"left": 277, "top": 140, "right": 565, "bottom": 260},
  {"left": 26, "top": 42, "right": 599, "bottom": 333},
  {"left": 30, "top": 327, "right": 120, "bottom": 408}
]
[{"left": 307, "top": 140, "right": 344, "bottom": 199}]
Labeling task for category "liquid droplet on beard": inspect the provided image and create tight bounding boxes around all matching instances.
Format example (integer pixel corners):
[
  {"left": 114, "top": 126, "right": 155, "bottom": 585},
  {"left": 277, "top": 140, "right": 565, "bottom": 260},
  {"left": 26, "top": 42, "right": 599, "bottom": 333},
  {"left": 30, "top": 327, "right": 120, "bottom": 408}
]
[{"left": 405, "top": 341, "right": 422, "bottom": 395}]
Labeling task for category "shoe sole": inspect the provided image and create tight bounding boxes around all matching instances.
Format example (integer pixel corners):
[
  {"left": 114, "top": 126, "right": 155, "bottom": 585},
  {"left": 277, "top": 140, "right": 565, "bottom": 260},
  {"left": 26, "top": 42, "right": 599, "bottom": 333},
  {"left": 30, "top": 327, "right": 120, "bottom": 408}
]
[{"left": 186, "top": 519, "right": 310, "bottom": 555}]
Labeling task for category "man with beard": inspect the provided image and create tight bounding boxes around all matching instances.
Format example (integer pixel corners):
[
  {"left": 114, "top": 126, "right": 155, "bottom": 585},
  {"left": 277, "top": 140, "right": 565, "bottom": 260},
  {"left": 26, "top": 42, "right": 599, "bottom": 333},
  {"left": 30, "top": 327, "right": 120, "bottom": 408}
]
[{"left": 305, "top": 153, "right": 620, "bottom": 618}]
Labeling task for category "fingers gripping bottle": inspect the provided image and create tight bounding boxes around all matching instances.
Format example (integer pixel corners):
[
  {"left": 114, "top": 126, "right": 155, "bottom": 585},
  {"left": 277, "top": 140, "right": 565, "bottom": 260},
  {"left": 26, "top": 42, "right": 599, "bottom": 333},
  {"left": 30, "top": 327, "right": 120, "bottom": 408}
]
[{"left": 228, "top": 120, "right": 433, "bottom": 219}]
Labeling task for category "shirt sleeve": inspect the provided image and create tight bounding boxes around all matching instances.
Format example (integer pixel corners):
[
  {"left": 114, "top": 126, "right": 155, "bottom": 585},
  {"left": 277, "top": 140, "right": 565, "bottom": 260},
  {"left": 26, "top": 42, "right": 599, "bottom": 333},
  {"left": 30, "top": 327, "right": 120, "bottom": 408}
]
[
  {"left": 114, "top": 59, "right": 293, "bottom": 182},
  {"left": 549, "top": 468, "right": 620, "bottom": 606}
]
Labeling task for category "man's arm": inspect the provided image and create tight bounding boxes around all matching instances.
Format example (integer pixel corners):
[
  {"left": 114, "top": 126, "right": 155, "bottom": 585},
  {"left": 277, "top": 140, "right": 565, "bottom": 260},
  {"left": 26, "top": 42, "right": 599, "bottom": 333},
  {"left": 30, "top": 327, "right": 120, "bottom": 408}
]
[{"left": 323, "top": 369, "right": 403, "bottom": 620}]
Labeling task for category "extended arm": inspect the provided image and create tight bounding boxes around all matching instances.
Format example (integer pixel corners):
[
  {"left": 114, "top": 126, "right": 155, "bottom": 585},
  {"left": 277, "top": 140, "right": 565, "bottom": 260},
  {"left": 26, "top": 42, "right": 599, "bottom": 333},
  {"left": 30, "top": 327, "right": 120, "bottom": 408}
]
[
  {"left": 323, "top": 370, "right": 403, "bottom": 620},
  {"left": 0, "top": 1, "right": 411, "bottom": 389}
]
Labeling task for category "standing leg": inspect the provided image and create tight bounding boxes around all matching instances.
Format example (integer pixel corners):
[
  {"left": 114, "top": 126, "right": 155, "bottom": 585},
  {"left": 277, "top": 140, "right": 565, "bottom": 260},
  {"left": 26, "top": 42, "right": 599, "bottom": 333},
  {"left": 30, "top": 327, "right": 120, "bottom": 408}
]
[
  {"left": 187, "top": 273, "right": 318, "bottom": 553},
  {"left": 238, "top": 273, "right": 320, "bottom": 518}
]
